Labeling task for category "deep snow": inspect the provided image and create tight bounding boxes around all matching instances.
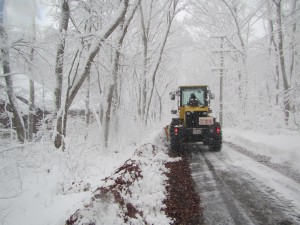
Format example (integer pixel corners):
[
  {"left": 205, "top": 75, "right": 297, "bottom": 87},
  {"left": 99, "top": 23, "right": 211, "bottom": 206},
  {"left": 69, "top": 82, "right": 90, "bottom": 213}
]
[
  {"left": 0, "top": 128, "right": 175, "bottom": 225},
  {"left": 0, "top": 127, "right": 300, "bottom": 225},
  {"left": 223, "top": 128, "right": 300, "bottom": 172}
]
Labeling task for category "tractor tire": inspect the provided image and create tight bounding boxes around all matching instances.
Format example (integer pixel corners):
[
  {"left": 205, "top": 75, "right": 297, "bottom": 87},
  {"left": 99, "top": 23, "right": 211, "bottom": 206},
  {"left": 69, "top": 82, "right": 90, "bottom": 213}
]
[
  {"left": 169, "top": 119, "right": 181, "bottom": 153},
  {"left": 209, "top": 137, "right": 222, "bottom": 151},
  {"left": 209, "top": 122, "right": 222, "bottom": 151},
  {"left": 170, "top": 135, "right": 181, "bottom": 152}
]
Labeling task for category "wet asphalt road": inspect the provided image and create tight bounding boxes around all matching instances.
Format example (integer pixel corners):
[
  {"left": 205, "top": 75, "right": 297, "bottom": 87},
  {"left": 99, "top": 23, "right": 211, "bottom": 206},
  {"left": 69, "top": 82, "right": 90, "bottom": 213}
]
[{"left": 187, "top": 143, "right": 300, "bottom": 225}]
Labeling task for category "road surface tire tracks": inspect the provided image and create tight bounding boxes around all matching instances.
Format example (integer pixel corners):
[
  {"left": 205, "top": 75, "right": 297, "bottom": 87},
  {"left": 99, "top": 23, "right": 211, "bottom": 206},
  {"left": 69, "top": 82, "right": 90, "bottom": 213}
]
[
  {"left": 224, "top": 141, "right": 300, "bottom": 184},
  {"left": 189, "top": 145, "right": 296, "bottom": 225}
]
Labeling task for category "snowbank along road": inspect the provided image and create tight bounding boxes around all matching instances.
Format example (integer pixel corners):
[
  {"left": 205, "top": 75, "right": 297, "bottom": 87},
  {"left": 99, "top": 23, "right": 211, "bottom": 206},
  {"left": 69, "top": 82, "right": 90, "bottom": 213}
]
[{"left": 187, "top": 143, "right": 300, "bottom": 225}]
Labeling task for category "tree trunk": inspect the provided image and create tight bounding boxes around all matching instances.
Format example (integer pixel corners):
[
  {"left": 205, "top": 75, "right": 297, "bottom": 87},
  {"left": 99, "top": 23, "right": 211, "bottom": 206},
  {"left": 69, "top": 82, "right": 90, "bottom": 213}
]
[
  {"left": 85, "top": 74, "right": 90, "bottom": 130},
  {"left": 54, "top": 112, "right": 63, "bottom": 148},
  {"left": 139, "top": 2, "right": 151, "bottom": 121},
  {"left": 28, "top": 79, "right": 34, "bottom": 141},
  {"left": 104, "top": 1, "right": 140, "bottom": 147},
  {"left": 0, "top": 1, "right": 25, "bottom": 143},
  {"left": 267, "top": 3, "right": 280, "bottom": 106},
  {"left": 96, "top": 66, "right": 104, "bottom": 124},
  {"left": 28, "top": 20, "right": 36, "bottom": 141},
  {"left": 3, "top": 76, "right": 26, "bottom": 143},
  {"left": 54, "top": 0, "right": 70, "bottom": 113},
  {"left": 84, "top": 4, "right": 94, "bottom": 139},
  {"left": 53, "top": 0, "right": 70, "bottom": 149},
  {"left": 274, "top": 0, "right": 290, "bottom": 124},
  {"left": 289, "top": 0, "right": 297, "bottom": 85}
]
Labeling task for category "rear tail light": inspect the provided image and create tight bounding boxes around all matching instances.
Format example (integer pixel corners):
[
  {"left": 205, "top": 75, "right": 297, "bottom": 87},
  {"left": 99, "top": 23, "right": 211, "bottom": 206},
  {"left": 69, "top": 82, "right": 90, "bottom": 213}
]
[
  {"left": 216, "top": 127, "right": 221, "bottom": 134},
  {"left": 174, "top": 127, "right": 179, "bottom": 135}
]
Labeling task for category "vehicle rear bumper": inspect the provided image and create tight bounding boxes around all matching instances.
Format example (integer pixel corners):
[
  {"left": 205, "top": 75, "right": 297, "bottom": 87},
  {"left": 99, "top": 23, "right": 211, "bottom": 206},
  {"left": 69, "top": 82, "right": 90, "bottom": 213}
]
[{"left": 177, "top": 127, "right": 209, "bottom": 143}]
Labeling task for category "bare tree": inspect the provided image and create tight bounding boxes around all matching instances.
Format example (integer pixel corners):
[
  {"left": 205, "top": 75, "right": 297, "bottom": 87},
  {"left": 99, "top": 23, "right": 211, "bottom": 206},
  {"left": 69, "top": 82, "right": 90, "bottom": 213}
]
[
  {"left": 136, "top": 0, "right": 181, "bottom": 125},
  {"left": 28, "top": 7, "right": 37, "bottom": 141},
  {"left": 267, "top": 0, "right": 280, "bottom": 105},
  {"left": 28, "top": 70, "right": 35, "bottom": 140},
  {"left": 103, "top": 0, "right": 141, "bottom": 147},
  {"left": 289, "top": 0, "right": 298, "bottom": 85},
  {"left": 138, "top": 0, "right": 153, "bottom": 120},
  {"left": 54, "top": 0, "right": 130, "bottom": 149},
  {"left": 272, "top": 0, "right": 290, "bottom": 125},
  {"left": 144, "top": 0, "right": 180, "bottom": 125},
  {"left": 0, "top": 0, "right": 25, "bottom": 143},
  {"left": 54, "top": 0, "right": 70, "bottom": 114}
]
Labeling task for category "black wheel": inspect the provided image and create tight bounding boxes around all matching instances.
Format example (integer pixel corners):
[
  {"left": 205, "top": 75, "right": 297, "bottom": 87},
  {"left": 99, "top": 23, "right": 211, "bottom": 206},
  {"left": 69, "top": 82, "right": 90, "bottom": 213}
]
[
  {"left": 170, "top": 135, "right": 181, "bottom": 152},
  {"left": 169, "top": 118, "right": 181, "bottom": 154},
  {"left": 209, "top": 122, "right": 222, "bottom": 151},
  {"left": 209, "top": 138, "right": 222, "bottom": 151}
]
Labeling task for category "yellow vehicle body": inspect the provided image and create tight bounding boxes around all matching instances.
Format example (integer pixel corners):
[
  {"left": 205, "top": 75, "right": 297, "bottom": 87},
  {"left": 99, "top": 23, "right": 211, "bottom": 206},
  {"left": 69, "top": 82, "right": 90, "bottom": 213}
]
[
  {"left": 169, "top": 85, "right": 222, "bottom": 151},
  {"left": 179, "top": 106, "right": 209, "bottom": 123}
]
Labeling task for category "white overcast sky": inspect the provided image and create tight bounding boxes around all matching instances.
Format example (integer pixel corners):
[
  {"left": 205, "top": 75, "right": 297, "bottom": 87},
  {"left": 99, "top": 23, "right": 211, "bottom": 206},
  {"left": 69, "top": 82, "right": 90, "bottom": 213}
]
[
  {"left": 5, "top": 0, "right": 50, "bottom": 30},
  {"left": 6, "top": 0, "right": 36, "bottom": 28}
]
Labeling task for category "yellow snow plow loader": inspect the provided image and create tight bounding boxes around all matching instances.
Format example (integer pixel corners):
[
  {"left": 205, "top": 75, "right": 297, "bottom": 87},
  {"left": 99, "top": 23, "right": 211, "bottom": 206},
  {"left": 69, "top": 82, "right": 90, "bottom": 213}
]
[{"left": 169, "top": 85, "right": 222, "bottom": 151}]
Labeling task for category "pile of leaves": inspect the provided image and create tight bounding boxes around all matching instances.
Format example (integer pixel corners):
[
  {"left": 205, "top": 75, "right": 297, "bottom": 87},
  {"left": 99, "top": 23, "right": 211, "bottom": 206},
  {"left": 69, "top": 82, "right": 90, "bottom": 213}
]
[{"left": 164, "top": 152, "right": 204, "bottom": 225}]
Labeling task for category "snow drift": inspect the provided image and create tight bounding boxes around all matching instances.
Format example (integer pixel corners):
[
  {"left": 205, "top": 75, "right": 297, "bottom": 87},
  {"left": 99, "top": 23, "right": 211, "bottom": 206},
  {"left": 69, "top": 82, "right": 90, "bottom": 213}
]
[{"left": 66, "top": 141, "right": 174, "bottom": 225}]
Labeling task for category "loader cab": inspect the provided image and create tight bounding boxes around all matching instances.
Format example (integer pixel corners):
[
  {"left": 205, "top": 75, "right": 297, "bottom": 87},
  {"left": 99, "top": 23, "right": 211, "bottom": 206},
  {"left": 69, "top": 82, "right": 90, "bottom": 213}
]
[
  {"left": 180, "top": 86, "right": 208, "bottom": 107},
  {"left": 170, "top": 85, "right": 215, "bottom": 119}
]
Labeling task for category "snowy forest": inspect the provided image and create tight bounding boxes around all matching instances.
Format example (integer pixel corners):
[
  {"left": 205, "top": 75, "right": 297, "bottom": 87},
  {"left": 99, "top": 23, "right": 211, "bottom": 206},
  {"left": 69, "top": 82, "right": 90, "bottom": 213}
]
[{"left": 1, "top": 0, "right": 300, "bottom": 224}]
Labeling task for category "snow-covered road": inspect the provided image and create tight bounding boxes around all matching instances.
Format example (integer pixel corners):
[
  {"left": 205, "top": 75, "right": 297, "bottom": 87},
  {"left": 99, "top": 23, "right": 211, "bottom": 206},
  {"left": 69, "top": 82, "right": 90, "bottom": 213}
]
[{"left": 188, "top": 143, "right": 300, "bottom": 225}]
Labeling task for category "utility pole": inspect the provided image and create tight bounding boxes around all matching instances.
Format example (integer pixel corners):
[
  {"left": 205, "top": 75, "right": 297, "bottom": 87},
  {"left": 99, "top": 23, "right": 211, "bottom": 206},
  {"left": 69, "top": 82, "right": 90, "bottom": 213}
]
[
  {"left": 211, "top": 36, "right": 228, "bottom": 127},
  {"left": 219, "top": 37, "right": 224, "bottom": 127}
]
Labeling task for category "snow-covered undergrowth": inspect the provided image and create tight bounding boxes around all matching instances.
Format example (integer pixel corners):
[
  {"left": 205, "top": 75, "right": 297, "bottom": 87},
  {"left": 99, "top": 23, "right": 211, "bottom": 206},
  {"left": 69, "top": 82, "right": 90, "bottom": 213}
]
[
  {"left": 67, "top": 142, "right": 174, "bottom": 225},
  {"left": 0, "top": 126, "right": 174, "bottom": 225},
  {"left": 223, "top": 128, "right": 300, "bottom": 171}
]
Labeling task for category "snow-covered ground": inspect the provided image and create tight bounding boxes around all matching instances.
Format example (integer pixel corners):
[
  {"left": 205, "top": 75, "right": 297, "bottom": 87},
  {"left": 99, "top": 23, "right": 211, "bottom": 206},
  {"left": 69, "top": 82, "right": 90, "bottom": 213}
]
[
  {"left": 1, "top": 127, "right": 299, "bottom": 225},
  {"left": 223, "top": 128, "right": 300, "bottom": 172},
  {"left": 0, "top": 128, "right": 175, "bottom": 225},
  {"left": 0, "top": 141, "right": 129, "bottom": 225}
]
